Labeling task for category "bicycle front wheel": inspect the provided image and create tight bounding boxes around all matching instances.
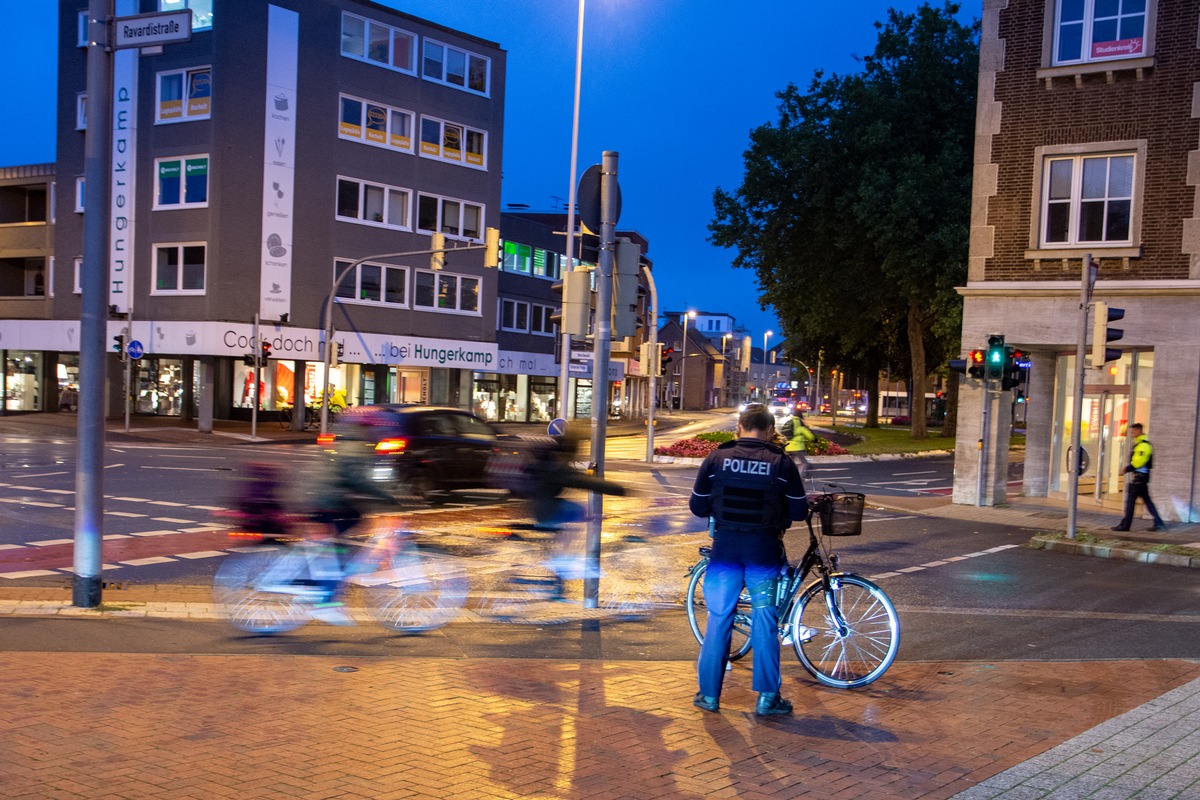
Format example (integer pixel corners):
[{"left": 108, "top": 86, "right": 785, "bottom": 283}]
[
  {"left": 789, "top": 573, "right": 899, "bottom": 689},
  {"left": 213, "top": 548, "right": 309, "bottom": 634},
  {"left": 685, "top": 560, "right": 752, "bottom": 662}
]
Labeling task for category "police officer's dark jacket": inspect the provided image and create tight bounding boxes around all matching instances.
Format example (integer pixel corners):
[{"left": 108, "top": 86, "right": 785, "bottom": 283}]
[{"left": 690, "top": 437, "right": 807, "bottom": 536}]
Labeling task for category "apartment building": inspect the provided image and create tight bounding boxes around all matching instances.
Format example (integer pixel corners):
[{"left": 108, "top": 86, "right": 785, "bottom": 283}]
[
  {"left": 0, "top": 0, "right": 505, "bottom": 421},
  {"left": 953, "top": 0, "right": 1200, "bottom": 522}
]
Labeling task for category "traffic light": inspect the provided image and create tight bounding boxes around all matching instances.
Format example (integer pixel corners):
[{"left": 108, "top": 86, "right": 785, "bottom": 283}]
[
  {"left": 638, "top": 341, "right": 662, "bottom": 377},
  {"left": 549, "top": 270, "right": 591, "bottom": 336},
  {"left": 243, "top": 352, "right": 256, "bottom": 367},
  {"left": 1001, "top": 346, "right": 1023, "bottom": 391},
  {"left": 483, "top": 227, "right": 501, "bottom": 268},
  {"left": 985, "top": 334, "right": 1006, "bottom": 380},
  {"left": 261, "top": 340, "right": 272, "bottom": 363},
  {"left": 612, "top": 238, "right": 640, "bottom": 339},
  {"left": 1089, "top": 301, "right": 1125, "bottom": 368},
  {"left": 949, "top": 355, "right": 969, "bottom": 375},
  {"left": 112, "top": 334, "right": 126, "bottom": 361},
  {"left": 430, "top": 232, "right": 446, "bottom": 270},
  {"left": 967, "top": 349, "right": 985, "bottom": 379},
  {"left": 661, "top": 346, "right": 676, "bottom": 373}
]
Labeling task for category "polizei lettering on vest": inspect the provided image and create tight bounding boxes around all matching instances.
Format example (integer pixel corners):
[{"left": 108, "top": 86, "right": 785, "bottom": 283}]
[{"left": 721, "top": 458, "right": 770, "bottom": 475}]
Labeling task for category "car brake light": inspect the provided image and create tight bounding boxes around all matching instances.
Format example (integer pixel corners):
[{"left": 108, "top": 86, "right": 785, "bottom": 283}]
[
  {"left": 316, "top": 434, "right": 336, "bottom": 446},
  {"left": 375, "top": 437, "right": 408, "bottom": 453}
]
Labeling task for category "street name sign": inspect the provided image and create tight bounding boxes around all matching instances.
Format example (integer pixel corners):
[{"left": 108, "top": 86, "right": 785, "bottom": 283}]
[{"left": 112, "top": 11, "right": 192, "bottom": 50}]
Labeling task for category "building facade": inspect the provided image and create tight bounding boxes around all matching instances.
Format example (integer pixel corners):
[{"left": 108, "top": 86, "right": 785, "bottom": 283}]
[
  {"left": 1, "top": 0, "right": 506, "bottom": 421},
  {"left": 953, "top": 0, "right": 1200, "bottom": 522}
]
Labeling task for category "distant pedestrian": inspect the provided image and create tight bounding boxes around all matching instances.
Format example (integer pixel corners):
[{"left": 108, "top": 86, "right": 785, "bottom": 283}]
[
  {"left": 1112, "top": 422, "right": 1165, "bottom": 532},
  {"left": 689, "top": 403, "right": 807, "bottom": 716}
]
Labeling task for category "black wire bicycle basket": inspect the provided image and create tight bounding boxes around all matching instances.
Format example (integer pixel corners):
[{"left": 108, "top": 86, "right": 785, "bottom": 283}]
[{"left": 818, "top": 492, "right": 866, "bottom": 536}]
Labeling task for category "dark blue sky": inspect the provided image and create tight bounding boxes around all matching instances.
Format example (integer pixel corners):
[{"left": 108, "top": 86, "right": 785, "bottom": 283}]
[{"left": 0, "top": 1, "right": 977, "bottom": 342}]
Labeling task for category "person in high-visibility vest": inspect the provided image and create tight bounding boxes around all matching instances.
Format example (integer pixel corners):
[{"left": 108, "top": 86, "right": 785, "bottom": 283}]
[{"left": 1112, "top": 422, "right": 1166, "bottom": 532}]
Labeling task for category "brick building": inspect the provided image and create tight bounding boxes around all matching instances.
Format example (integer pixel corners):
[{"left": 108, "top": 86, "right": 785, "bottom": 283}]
[{"left": 953, "top": 0, "right": 1200, "bottom": 522}]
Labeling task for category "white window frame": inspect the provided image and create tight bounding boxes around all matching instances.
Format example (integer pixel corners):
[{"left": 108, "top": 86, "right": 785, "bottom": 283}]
[
  {"left": 338, "top": 93, "right": 415, "bottom": 154},
  {"left": 1027, "top": 141, "right": 1146, "bottom": 258},
  {"left": 421, "top": 38, "right": 490, "bottom": 96},
  {"left": 530, "top": 304, "right": 557, "bottom": 337},
  {"left": 155, "top": 66, "right": 212, "bottom": 124},
  {"left": 74, "top": 178, "right": 85, "bottom": 213},
  {"left": 76, "top": 93, "right": 87, "bottom": 130},
  {"left": 159, "top": 0, "right": 213, "bottom": 32},
  {"left": 500, "top": 299, "right": 530, "bottom": 332},
  {"left": 501, "top": 240, "right": 531, "bottom": 274},
  {"left": 340, "top": 12, "right": 417, "bottom": 75},
  {"left": 418, "top": 115, "right": 487, "bottom": 169},
  {"left": 153, "top": 154, "right": 209, "bottom": 210},
  {"left": 416, "top": 192, "right": 484, "bottom": 241},
  {"left": 333, "top": 259, "right": 408, "bottom": 308},
  {"left": 336, "top": 176, "right": 412, "bottom": 230},
  {"left": 1051, "top": 0, "right": 1149, "bottom": 66},
  {"left": 532, "top": 248, "right": 560, "bottom": 280},
  {"left": 73, "top": 257, "right": 82, "bottom": 295},
  {"left": 413, "top": 269, "right": 481, "bottom": 315},
  {"left": 152, "top": 242, "right": 207, "bottom": 295},
  {"left": 78, "top": 11, "right": 89, "bottom": 47}
]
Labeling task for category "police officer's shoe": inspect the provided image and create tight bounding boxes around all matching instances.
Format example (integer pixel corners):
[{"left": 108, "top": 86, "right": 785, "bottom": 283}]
[
  {"left": 693, "top": 692, "right": 720, "bottom": 713},
  {"left": 755, "top": 692, "right": 793, "bottom": 716}
]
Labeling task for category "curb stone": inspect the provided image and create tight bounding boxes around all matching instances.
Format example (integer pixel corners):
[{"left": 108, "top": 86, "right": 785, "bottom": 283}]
[{"left": 1028, "top": 534, "right": 1200, "bottom": 568}]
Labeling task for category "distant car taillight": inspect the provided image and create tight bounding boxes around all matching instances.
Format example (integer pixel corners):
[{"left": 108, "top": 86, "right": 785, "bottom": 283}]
[
  {"left": 375, "top": 437, "right": 408, "bottom": 453},
  {"left": 316, "top": 433, "right": 336, "bottom": 446}
]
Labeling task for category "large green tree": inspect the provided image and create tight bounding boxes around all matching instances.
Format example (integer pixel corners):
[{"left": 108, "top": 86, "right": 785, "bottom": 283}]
[{"left": 711, "top": 3, "right": 978, "bottom": 437}]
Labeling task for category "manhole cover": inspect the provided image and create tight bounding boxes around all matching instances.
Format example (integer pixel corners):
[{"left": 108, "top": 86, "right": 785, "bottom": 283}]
[{"left": 332, "top": 666, "right": 359, "bottom": 673}]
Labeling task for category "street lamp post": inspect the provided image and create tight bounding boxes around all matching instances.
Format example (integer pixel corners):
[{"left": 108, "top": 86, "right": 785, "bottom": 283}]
[
  {"left": 794, "top": 358, "right": 811, "bottom": 409},
  {"left": 721, "top": 333, "right": 732, "bottom": 407},
  {"left": 679, "top": 310, "right": 695, "bottom": 410},
  {"left": 556, "top": 0, "right": 587, "bottom": 422},
  {"left": 762, "top": 330, "right": 773, "bottom": 399}
]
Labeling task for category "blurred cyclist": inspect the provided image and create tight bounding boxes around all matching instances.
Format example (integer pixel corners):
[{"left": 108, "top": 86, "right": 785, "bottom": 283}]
[{"left": 522, "top": 422, "right": 626, "bottom": 599}]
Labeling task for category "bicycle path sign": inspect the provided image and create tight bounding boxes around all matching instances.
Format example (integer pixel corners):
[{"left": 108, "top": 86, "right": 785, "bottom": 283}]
[{"left": 126, "top": 340, "right": 144, "bottom": 360}]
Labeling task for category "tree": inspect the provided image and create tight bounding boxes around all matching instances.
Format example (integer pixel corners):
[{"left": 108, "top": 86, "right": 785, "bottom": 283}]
[{"left": 710, "top": 2, "right": 978, "bottom": 438}]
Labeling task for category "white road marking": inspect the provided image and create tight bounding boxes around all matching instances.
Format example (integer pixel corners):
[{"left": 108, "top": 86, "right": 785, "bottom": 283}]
[
  {"left": 175, "top": 551, "right": 227, "bottom": 559},
  {"left": 110, "top": 496, "right": 149, "bottom": 503},
  {"left": 118, "top": 557, "right": 176, "bottom": 567},
  {"left": 105, "top": 511, "right": 147, "bottom": 518},
  {"left": 28, "top": 538, "right": 74, "bottom": 547},
  {"left": 0, "top": 543, "right": 26, "bottom": 550},
  {"left": 12, "top": 471, "right": 70, "bottom": 479},
  {"left": 128, "top": 530, "right": 184, "bottom": 537},
  {"left": 0, "top": 570, "right": 60, "bottom": 579},
  {"left": 151, "top": 517, "right": 195, "bottom": 524},
  {"left": 867, "top": 544, "right": 1019, "bottom": 582},
  {"left": 103, "top": 534, "right": 133, "bottom": 540},
  {"left": 892, "top": 470, "right": 938, "bottom": 476},
  {"left": 146, "top": 500, "right": 188, "bottom": 507}
]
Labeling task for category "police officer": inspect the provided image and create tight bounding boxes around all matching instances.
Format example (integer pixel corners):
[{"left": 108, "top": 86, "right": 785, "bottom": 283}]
[
  {"left": 689, "top": 403, "right": 808, "bottom": 715},
  {"left": 1112, "top": 422, "right": 1165, "bottom": 532}
]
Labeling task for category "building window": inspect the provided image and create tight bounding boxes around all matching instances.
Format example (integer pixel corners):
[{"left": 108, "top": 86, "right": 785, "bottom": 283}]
[
  {"left": 338, "top": 94, "right": 414, "bottom": 153},
  {"left": 341, "top": 12, "right": 416, "bottom": 74},
  {"left": 422, "top": 39, "right": 489, "bottom": 95},
  {"left": 156, "top": 66, "right": 211, "bottom": 123},
  {"left": 153, "top": 243, "right": 206, "bottom": 294},
  {"left": 531, "top": 305, "right": 556, "bottom": 336},
  {"left": 74, "top": 257, "right": 82, "bottom": 294},
  {"left": 416, "top": 193, "right": 484, "bottom": 240},
  {"left": 333, "top": 259, "right": 407, "bottom": 307},
  {"left": 74, "top": 177, "right": 85, "bottom": 212},
  {"left": 414, "top": 269, "right": 480, "bottom": 314},
  {"left": 0, "top": 257, "right": 46, "bottom": 297},
  {"left": 78, "top": 11, "right": 89, "bottom": 47},
  {"left": 76, "top": 94, "right": 87, "bottom": 130},
  {"left": 154, "top": 155, "right": 209, "bottom": 209},
  {"left": 1041, "top": 153, "right": 1134, "bottom": 246},
  {"left": 159, "top": 0, "right": 213, "bottom": 31},
  {"left": 336, "top": 177, "right": 411, "bottom": 229},
  {"left": 0, "top": 183, "right": 47, "bottom": 224},
  {"left": 502, "top": 241, "right": 531, "bottom": 273},
  {"left": 532, "top": 248, "right": 561, "bottom": 280},
  {"left": 1053, "top": 0, "right": 1146, "bottom": 65},
  {"left": 418, "top": 115, "right": 487, "bottom": 168},
  {"left": 501, "top": 299, "right": 530, "bottom": 332}
]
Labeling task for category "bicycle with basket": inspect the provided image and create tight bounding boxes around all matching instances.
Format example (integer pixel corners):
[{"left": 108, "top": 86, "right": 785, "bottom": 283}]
[{"left": 685, "top": 487, "right": 900, "bottom": 689}]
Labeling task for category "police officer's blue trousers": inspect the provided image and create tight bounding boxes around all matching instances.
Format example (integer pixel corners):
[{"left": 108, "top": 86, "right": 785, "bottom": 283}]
[{"left": 697, "top": 558, "right": 782, "bottom": 698}]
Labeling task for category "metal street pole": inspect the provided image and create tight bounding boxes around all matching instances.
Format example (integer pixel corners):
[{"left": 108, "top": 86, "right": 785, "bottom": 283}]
[
  {"left": 251, "top": 312, "right": 259, "bottom": 439},
  {"left": 680, "top": 312, "right": 692, "bottom": 411},
  {"left": 74, "top": 0, "right": 114, "bottom": 608},
  {"left": 557, "top": 0, "right": 586, "bottom": 422},
  {"left": 584, "top": 150, "right": 617, "bottom": 608},
  {"left": 762, "top": 330, "right": 773, "bottom": 399},
  {"left": 642, "top": 264, "right": 658, "bottom": 462},
  {"left": 1067, "top": 254, "right": 1096, "bottom": 539}
]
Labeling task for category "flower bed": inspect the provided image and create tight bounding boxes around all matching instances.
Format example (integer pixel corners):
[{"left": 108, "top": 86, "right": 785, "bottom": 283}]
[{"left": 655, "top": 431, "right": 849, "bottom": 457}]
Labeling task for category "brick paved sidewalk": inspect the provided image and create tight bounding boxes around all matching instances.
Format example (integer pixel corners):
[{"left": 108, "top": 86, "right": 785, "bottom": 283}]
[{"left": 1, "top": 651, "right": 1197, "bottom": 800}]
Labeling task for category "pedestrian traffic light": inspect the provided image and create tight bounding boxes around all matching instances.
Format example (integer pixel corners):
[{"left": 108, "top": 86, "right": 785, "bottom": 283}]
[
  {"left": 661, "top": 346, "right": 676, "bottom": 373},
  {"left": 549, "top": 270, "right": 591, "bottom": 336},
  {"left": 261, "top": 340, "right": 272, "bottom": 362},
  {"left": 483, "top": 227, "right": 501, "bottom": 269},
  {"left": 985, "top": 334, "right": 1006, "bottom": 380},
  {"left": 967, "top": 349, "right": 985, "bottom": 379},
  {"left": 1089, "top": 301, "right": 1125, "bottom": 368},
  {"left": 430, "top": 232, "right": 446, "bottom": 271}
]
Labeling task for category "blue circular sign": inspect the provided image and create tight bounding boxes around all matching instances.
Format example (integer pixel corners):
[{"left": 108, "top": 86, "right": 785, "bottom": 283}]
[
  {"left": 547, "top": 418, "right": 568, "bottom": 437},
  {"left": 127, "top": 340, "right": 144, "bottom": 360}
]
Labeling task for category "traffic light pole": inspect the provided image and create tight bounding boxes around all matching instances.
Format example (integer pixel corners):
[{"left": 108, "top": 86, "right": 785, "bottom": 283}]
[
  {"left": 1066, "top": 254, "right": 1097, "bottom": 540},
  {"left": 642, "top": 263, "right": 658, "bottom": 462},
  {"left": 250, "top": 313, "right": 260, "bottom": 440},
  {"left": 123, "top": 308, "right": 132, "bottom": 433},
  {"left": 976, "top": 379, "right": 992, "bottom": 507}
]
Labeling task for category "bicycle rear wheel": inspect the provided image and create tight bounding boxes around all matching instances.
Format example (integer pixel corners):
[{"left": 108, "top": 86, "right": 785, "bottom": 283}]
[
  {"left": 789, "top": 573, "right": 899, "bottom": 688},
  {"left": 213, "top": 548, "right": 309, "bottom": 634},
  {"left": 685, "top": 561, "right": 752, "bottom": 662},
  {"left": 277, "top": 406, "right": 293, "bottom": 430}
]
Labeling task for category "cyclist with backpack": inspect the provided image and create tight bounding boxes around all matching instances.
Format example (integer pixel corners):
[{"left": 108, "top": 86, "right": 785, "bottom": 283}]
[{"left": 781, "top": 410, "right": 816, "bottom": 478}]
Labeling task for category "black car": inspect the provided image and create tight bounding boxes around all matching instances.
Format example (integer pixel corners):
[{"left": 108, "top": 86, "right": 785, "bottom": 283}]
[{"left": 321, "top": 404, "right": 501, "bottom": 503}]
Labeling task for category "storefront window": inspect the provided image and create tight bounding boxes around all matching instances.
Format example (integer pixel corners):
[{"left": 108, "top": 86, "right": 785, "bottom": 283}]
[
  {"left": 4, "top": 351, "right": 43, "bottom": 411},
  {"left": 530, "top": 379, "right": 555, "bottom": 422},
  {"left": 57, "top": 355, "right": 80, "bottom": 411},
  {"left": 472, "top": 374, "right": 499, "bottom": 420}
]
